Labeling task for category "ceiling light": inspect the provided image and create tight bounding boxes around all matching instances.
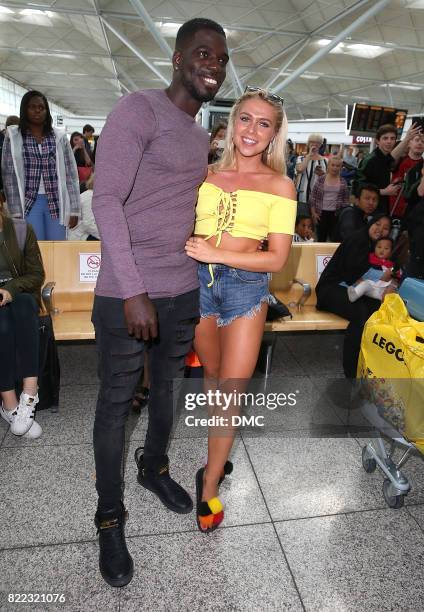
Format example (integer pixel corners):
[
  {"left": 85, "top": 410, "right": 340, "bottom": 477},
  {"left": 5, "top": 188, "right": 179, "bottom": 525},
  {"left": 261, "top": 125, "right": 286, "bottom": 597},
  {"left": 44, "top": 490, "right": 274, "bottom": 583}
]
[
  {"left": 154, "top": 21, "right": 180, "bottom": 37},
  {"left": 327, "top": 42, "right": 388, "bottom": 59},
  {"left": 0, "top": 5, "right": 14, "bottom": 13},
  {"left": 317, "top": 39, "right": 331, "bottom": 46},
  {"left": 300, "top": 74, "right": 320, "bottom": 80},
  {"left": 20, "top": 9, "right": 54, "bottom": 17},
  {"left": 153, "top": 60, "right": 172, "bottom": 66},
  {"left": 20, "top": 50, "right": 76, "bottom": 59},
  {"left": 385, "top": 83, "right": 422, "bottom": 91}
]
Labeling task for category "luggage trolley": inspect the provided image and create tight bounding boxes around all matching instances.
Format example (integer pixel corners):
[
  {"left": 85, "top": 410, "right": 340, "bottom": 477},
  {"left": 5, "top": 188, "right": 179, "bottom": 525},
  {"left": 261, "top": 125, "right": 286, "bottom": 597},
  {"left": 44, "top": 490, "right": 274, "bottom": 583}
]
[
  {"left": 360, "top": 405, "right": 417, "bottom": 509},
  {"left": 357, "top": 283, "right": 424, "bottom": 509}
]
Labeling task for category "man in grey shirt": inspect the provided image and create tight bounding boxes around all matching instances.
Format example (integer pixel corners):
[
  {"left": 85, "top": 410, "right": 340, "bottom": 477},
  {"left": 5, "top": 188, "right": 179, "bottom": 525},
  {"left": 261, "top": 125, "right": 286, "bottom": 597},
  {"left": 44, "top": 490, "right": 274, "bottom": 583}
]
[{"left": 92, "top": 18, "right": 228, "bottom": 587}]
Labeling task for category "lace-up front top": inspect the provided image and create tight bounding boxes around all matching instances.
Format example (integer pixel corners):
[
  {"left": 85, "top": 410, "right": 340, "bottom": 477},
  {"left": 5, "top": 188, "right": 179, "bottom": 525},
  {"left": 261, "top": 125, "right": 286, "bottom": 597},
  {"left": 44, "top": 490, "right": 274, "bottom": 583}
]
[{"left": 194, "top": 182, "right": 296, "bottom": 246}]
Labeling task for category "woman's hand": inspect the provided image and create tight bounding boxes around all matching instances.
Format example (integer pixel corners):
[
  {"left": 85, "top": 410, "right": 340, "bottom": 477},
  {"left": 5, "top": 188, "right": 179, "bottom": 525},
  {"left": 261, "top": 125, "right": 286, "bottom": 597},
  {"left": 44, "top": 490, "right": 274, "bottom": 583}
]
[
  {"left": 68, "top": 216, "right": 79, "bottom": 229},
  {"left": 311, "top": 208, "right": 320, "bottom": 224},
  {"left": 0, "top": 288, "right": 12, "bottom": 306},
  {"left": 185, "top": 237, "right": 220, "bottom": 263}
]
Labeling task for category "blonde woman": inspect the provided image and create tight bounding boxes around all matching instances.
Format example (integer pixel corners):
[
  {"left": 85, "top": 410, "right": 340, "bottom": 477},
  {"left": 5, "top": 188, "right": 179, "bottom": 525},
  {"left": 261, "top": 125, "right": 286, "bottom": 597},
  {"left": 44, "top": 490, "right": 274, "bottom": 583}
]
[{"left": 185, "top": 87, "right": 297, "bottom": 532}]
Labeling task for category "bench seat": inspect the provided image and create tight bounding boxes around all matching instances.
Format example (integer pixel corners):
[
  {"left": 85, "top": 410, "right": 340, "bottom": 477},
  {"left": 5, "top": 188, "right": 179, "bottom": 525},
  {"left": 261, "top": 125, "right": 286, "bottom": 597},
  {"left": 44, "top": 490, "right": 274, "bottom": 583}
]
[
  {"left": 265, "top": 300, "right": 348, "bottom": 332},
  {"left": 39, "top": 241, "right": 348, "bottom": 358},
  {"left": 51, "top": 311, "right": 95, "bottom": 341}
]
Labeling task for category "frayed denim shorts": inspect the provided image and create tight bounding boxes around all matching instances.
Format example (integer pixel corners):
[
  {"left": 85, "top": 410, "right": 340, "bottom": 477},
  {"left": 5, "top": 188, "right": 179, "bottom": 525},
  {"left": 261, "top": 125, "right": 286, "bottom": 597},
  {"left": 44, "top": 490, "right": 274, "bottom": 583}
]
[{"left": 198, "top": 263, "right": 275, "bottom": 327}]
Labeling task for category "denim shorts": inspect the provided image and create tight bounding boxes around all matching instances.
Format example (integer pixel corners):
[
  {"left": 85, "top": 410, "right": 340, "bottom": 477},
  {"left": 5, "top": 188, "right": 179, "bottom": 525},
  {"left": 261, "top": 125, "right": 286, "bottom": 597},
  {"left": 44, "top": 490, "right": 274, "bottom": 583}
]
[{"left": 198, "top": 263, "right": 274, "bottom": 327}]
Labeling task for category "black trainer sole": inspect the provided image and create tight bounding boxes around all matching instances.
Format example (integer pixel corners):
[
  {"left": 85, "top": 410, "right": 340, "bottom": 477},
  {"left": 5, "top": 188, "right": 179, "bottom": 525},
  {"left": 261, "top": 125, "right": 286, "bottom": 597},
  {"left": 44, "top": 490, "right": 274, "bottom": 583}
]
[
  {"left": 99, "top": 561, "right": 134, "bottom": 588},
  {"left": 137, "top": 474, "right": 193, "bottom": 514}
]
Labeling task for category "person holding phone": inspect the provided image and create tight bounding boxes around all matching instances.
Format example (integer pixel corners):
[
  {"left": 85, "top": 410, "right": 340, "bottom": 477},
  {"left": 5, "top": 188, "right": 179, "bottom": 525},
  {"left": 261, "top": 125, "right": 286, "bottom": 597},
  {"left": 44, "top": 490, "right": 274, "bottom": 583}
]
[
  {"left": 389, "top": 131, "right": 424, "bottom": 219},
  {"left": 295, "top": 133, "right": 327, "bottom": 215},
  {"left": 353, "top": 122, "right": 422, "bottom": 214},
  {"left": 208, "top": 121, "right": 227, "bottom": 163}
]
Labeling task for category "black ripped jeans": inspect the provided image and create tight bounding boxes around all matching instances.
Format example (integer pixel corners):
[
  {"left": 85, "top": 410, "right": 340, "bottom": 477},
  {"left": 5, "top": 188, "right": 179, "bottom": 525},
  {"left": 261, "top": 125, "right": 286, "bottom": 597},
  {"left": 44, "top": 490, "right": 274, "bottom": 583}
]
[{"left": 92, "top": 290, "right": 199, "bottom": 512}]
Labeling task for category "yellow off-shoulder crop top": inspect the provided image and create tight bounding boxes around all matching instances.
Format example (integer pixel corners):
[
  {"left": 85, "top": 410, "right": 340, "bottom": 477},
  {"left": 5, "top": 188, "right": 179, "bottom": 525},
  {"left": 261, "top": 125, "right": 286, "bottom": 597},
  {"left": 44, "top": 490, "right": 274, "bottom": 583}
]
[{"left": 194, "top": 182, "right": 297, "bottom": 246}]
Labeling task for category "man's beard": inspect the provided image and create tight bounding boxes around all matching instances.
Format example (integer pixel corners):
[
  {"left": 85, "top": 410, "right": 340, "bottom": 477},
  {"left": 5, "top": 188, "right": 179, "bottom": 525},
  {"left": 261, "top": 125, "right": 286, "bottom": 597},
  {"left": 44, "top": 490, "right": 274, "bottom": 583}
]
[{"left": 181, "top": 72, "right": 218, "bottom": 103}]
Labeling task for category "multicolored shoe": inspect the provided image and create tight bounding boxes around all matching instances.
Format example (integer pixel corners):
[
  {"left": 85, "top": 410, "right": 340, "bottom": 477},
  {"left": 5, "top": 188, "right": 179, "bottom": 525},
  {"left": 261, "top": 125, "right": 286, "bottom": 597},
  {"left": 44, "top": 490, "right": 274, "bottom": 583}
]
[
  {"left": 196, "top": 468, "right": 224, "bottom": 533},
  {"left": 219, "top": 460, "right": 233, "bottom": 485}
]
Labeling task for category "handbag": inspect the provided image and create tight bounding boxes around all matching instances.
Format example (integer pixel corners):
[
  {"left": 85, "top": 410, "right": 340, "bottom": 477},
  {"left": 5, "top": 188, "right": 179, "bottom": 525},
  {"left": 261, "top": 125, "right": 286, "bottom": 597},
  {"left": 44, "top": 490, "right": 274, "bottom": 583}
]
[
  {"left": 266, "top": 295, "right": 292, "bottom": 321},
  {"left": 77, "top": 165, "right": 92, "bottom": 183}
]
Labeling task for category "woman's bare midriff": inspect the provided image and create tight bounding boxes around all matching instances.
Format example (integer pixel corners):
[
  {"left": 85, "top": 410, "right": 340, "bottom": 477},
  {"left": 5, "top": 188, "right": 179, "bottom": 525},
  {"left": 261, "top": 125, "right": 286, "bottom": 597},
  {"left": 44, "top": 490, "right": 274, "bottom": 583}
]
[{"left": 195, "top": 231, "right": 260, "bottom": 253}]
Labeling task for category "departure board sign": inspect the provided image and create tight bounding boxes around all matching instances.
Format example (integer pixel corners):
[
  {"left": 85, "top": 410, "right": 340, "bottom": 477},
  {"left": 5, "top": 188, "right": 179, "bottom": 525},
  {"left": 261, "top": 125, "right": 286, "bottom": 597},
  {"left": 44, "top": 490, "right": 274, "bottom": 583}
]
[{"left": 348, "top": 103, "right": 407, "bottom": 137}]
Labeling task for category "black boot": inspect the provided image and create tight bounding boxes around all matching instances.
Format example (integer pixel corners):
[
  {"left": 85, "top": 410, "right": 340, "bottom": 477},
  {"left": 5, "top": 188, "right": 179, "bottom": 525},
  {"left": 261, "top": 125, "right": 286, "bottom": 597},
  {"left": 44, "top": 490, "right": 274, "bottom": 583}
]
[
  {"left": 134, "top": 448, "right": 193, "bottom": 514},
  {"left": 94, "top": 503, "right": 134, "bottom": 588}
]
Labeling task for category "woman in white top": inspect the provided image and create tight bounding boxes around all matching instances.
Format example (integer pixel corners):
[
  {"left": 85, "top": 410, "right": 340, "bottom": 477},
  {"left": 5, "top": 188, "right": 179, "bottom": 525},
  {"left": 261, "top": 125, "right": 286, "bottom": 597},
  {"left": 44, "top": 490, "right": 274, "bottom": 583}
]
[
  {"left": 1, "top": 90, "right": 80, "bottom": 240},
  {"left": 67, "top": 174, "right": 99, "bottom": 241}
]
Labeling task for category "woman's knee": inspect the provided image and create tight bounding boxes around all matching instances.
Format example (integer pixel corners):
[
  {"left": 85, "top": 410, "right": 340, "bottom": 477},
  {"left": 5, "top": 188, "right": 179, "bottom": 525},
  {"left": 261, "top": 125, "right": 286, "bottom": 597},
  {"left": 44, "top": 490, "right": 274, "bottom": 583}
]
[{"left": 12, "top": 292, "right": 38, "bottom": 316}]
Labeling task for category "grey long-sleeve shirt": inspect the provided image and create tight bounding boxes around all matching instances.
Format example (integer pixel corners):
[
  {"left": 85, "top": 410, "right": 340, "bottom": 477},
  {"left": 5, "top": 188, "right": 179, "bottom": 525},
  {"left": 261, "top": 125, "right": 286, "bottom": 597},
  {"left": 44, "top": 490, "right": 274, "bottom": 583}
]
[{"left": 92, "top": 89, "right": 209, "bottom": 300}]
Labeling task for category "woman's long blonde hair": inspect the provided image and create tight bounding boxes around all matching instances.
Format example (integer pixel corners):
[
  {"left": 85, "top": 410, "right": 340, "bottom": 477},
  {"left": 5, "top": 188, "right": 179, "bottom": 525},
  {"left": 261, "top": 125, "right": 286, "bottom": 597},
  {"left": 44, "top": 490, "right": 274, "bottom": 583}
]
[{"left": 212, "top": 89, "right": 288, "bottom": 175}]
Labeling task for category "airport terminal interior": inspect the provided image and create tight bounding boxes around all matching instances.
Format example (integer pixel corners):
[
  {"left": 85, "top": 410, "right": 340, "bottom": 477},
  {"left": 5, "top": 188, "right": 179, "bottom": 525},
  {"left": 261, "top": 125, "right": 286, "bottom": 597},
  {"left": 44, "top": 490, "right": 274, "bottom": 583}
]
[{"left": 1, "top": 1, "right": 424, "bottom": 611}]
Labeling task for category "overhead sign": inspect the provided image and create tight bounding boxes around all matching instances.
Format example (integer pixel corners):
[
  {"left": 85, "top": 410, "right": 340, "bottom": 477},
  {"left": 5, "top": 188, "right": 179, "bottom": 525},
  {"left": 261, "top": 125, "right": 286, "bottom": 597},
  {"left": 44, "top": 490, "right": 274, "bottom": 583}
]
[
  {"left": 79, "top": 252, "right": 101, "bottom": 282},
  {"left": 353, "top": 135, "right": 373, "bottom": 144},
  {"left": 348, "top": 103, "right": 407, "bottom": 138}
]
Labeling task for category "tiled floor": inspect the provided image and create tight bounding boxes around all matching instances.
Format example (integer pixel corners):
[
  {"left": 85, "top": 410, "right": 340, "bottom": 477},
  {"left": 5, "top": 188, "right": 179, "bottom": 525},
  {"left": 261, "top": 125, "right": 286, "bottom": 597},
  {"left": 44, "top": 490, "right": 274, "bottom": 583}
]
[{"left": 1, "top": 333, "right": 424, "bottom": 612}]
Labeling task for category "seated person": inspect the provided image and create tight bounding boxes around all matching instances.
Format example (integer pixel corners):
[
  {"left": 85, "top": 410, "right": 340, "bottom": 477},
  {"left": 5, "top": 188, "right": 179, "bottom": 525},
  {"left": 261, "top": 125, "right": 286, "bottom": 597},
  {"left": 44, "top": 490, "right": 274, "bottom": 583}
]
[
  {"left": 334, "top": 184, "right": 379, "bottom": 242},
  {"left": 68, "top": 173, "right": 99, "bottom": 241},
  {"left": 347, "top": 237, "right": 399, "bottom": 302},
  {"left": 293, "top": 214, "right": 314, "bottom": 242},
  {"left": 0, "top": 202, "right": 44, "bottom": 438},
  {"left": 316, "top": 214, "right": 392, "bottom": 378}
]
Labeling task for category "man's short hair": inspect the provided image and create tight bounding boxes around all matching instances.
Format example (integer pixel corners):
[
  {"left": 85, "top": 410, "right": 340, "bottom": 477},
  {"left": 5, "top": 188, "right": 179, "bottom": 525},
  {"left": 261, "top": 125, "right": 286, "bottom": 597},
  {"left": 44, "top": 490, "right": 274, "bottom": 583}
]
[
  {"left": 83, "top": 124, "right": 94, "bottom": 134},
  {"left": 175, "top": 18, "right": 226, "bottom": 50},
  {"left": 376, "top": 124, "right": 397, "bottom": 140},
  {"left": 358, "top": 183, "right": 380, "bottom": 199}
]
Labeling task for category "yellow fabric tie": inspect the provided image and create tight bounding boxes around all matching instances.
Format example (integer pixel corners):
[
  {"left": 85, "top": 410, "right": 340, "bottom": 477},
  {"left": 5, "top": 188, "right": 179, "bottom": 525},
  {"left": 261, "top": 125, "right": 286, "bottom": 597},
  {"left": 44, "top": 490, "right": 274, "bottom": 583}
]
[{"left": 205, "top": 192, "right": 236, "bottom": 287}]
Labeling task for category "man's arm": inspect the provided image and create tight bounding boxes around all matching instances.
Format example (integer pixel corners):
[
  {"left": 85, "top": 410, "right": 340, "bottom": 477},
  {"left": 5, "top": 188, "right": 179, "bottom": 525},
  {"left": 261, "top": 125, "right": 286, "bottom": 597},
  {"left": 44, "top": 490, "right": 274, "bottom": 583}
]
[
  {"left": 93, "top": 94, "right": 158, "bottom": 340},
  {"left": 391, "top": 123, "right": 422, "bottom": 162},
  {"left": 93, "top": 94, "right": 156, "bottom": 300}
]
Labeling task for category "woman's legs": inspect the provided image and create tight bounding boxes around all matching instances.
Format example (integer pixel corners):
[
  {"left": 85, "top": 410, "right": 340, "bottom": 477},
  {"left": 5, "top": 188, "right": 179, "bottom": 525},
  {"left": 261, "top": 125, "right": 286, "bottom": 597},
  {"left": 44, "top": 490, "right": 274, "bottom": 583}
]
[
  {"left": 200, "top": 304, "right": 268, "bottom": 501},
  {"left": 44, "top": 213, "right": 66, "bottom": 240},
  {"left": 316, "top": 211, "right": 336, "bottom": 242},
  {"left": 317, "top": 286, "right": 380, "bottom": 377},
  {"left": 26, "top": 195, "right": 46, "bottom": 240},
  {"left": 26, "top": 195, "right": 66, "bottom": 240},
  {"left": 0, "top": 294, "right": 41, "bottom": 436}
]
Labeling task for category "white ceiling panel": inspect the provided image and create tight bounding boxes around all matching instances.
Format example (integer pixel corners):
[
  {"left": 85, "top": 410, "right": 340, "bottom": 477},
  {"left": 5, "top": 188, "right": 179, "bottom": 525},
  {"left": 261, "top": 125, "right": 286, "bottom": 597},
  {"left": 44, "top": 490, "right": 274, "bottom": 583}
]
[{"left": 0, "top": 0, "right": 422, "bottom": 118}]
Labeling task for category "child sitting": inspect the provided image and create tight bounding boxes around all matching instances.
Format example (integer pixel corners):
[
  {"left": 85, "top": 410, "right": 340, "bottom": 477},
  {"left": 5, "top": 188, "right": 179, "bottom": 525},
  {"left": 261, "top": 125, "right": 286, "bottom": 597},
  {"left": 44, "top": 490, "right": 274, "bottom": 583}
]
[
  {"left": 293, "top": 214, "right": 314, "bottom": 242},
  {"left": 348, "top": 237, "right": 398, "bottom": 302}
]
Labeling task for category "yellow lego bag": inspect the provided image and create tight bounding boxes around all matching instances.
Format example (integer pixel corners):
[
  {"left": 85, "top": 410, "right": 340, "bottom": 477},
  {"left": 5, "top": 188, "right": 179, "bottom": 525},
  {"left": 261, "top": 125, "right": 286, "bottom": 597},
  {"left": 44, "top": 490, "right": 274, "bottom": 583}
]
[{"left": 357, "top": 293, "right": 424, "bottom": 452}]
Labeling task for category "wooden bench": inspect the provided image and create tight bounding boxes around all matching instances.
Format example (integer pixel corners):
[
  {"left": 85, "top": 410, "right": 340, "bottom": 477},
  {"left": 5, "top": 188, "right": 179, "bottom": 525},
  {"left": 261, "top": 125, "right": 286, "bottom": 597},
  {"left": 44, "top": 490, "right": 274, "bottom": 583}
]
[
  {"left": 39, "top": 241, "right": 99, "bottom": 341},
  {"left": 259, "top": 242, "right": 348, "bottom": 375},
  {"left": 38, "top": 242, "right": 348, "bottom": 372}
]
